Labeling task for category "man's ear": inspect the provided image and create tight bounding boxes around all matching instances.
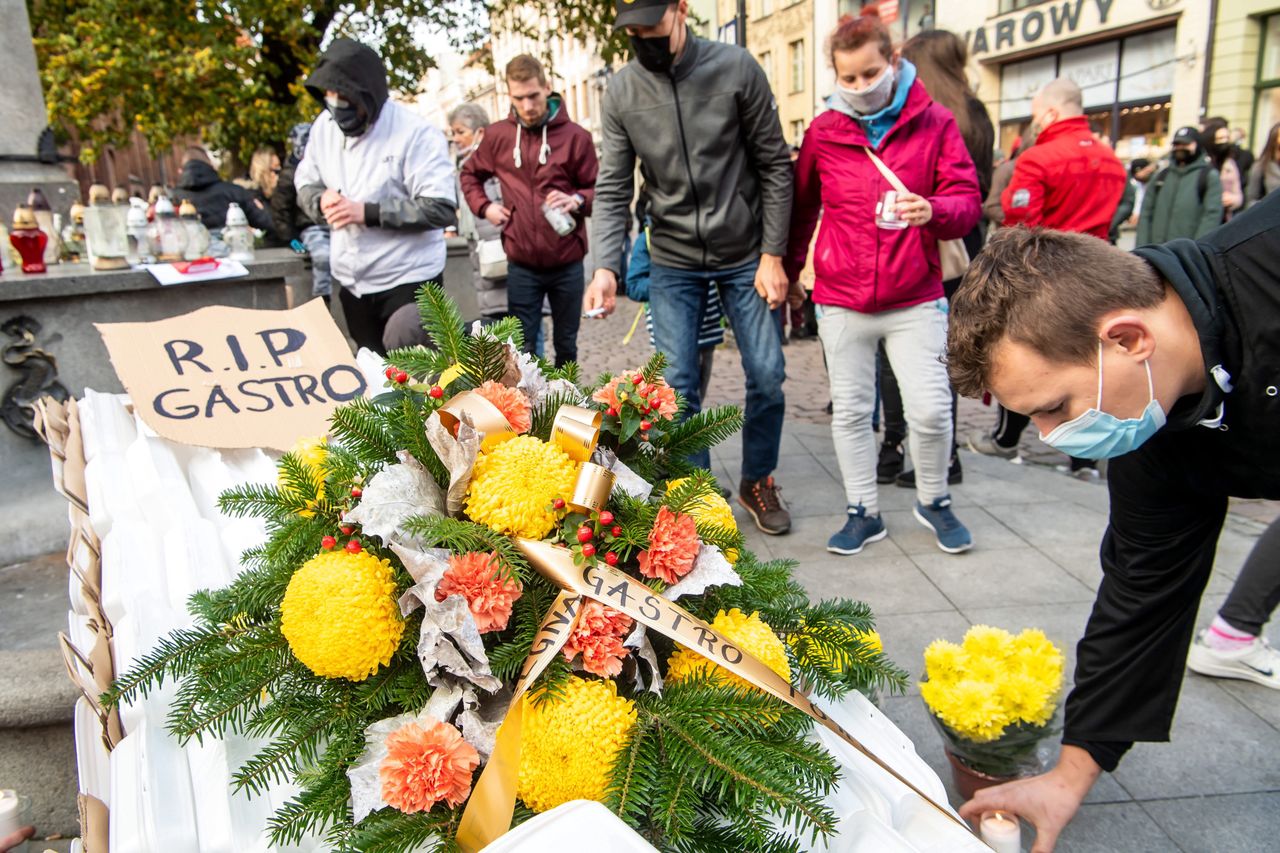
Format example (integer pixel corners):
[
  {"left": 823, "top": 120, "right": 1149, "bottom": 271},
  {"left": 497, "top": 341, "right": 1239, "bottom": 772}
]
[{"left": 1099, "top": 315, "right": 1156, "bottom": 362}]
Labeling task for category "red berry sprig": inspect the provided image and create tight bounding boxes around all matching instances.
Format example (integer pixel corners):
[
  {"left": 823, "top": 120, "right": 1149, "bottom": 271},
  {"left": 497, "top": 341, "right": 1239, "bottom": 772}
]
[
  {"left": 429, "top": 385, "right": 444, "bottom": 399},
  {"left": 604, "top": 551, "right": 619, "bottom": 566},
  {"left": 321, "top": 535, "right": 337, "bottom": 550},
  {"left": 351, "top": 486, "right": 362, "bottom": 499},
  {"left": 394, "top": 371, "right": 409, "bottom": 385},
  {"left": 576, "top": 526, "right": 594, "bottom": 544},
  {"left": 581, "top": 543, "right": 596, "bottom": 558},
  {"left": 345, "top": 539, "right": 362, "bottom": 554}
]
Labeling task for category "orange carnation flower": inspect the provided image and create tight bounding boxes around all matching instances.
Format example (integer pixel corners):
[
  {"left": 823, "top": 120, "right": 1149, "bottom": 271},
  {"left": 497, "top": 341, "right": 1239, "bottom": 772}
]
[
  {"left": 637, "top": 506, "right": 700, "bottom": 585},
  {"left": 437, "top": 551, "right": 522, "bottom": 633},
  {"left": 474, "top": 380, "right": 531, "bottom": 433},
  {"left": 379, "top": 717, "right": 480, "bottom": 812},
  {"left": 563, "top": 600, "right": 634, "bottom": 678}
]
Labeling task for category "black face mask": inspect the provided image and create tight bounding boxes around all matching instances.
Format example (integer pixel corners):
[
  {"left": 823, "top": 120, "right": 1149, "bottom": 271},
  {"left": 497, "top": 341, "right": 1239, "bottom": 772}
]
[
  {"left": 1172, "top": 148, "right": 1196, "bottom": 165},
  {"left": 330, "top": 103, "right": 368, "bottom": 136},
  {"left": 630, "top": 33, "right": 676, "bottom": 75}
]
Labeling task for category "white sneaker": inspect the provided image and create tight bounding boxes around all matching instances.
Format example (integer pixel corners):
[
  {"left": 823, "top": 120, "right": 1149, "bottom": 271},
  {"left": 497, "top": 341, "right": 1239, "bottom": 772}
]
[{"left": 1186, "top": 630, "right": 1280, "bottom": 689}]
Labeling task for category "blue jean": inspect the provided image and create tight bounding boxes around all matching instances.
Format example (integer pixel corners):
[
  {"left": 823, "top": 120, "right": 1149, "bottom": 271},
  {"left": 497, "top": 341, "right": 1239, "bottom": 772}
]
[
  {"left": 507, "top": 260, "right": 583, "bottom": 367},
  {"left": 300, "top": 225, "right": 332, "bottom": 298},
  {"left": 649, "top": 259, "right": 785, "bottom": 480}
]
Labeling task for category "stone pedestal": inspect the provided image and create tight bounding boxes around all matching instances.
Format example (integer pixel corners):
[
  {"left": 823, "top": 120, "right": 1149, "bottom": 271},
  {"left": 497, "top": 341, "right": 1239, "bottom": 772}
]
[
  {"left": 0, "top": 250, "right": 307, "bottom": 563},
  {"left": 0, "top": 0, "right": 80, "bottom": 220}
]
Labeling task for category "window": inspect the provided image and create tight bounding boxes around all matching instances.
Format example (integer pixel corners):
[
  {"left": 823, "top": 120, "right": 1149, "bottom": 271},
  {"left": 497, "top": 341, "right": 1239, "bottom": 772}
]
[
  {"left": 759, "top": 0, "right": 773, "bottom": 18},
  {"left": 1255, "top": 16, "right": 1280, "bottom": 151},
  {"left": 758, "top": 51, "right": 773, "bottom": 87},
  {"left": 791, "top": 120, "right": 806, "bottom": 147},
  {"left": 789, "top": 40, "right": 805, "bottom": 93}
]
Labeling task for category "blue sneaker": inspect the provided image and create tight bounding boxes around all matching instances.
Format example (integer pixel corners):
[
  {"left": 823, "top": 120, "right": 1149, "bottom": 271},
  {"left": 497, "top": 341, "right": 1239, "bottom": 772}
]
[
  {"left": 827, "top": 505, "right": 887, "bottom": 555},
  {"left": 913, "top": 496, "right": 973, "bottom": 554}
]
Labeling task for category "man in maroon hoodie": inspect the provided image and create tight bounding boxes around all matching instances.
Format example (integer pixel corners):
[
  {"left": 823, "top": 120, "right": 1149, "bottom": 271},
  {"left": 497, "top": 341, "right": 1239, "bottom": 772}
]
[{"left": 460, "top": 55, "right": 599, "bottom": 366}]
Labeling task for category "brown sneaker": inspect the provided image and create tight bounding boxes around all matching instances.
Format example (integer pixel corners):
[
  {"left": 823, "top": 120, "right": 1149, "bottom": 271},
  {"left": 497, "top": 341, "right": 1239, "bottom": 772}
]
[{"left": 739, "top": 476, "right": 791, "bottom": 535}]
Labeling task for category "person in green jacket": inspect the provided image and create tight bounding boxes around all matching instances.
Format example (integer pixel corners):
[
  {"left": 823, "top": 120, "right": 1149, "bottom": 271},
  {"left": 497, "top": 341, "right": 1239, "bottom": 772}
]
[{"left": 1136, "top": 126, "right": 1223, "bottom": 246}]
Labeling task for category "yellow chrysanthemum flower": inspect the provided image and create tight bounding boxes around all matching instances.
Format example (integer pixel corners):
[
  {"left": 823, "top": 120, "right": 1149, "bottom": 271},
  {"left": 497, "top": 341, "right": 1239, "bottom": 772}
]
[
  {"left": 280, "top": 550, "right": 404, "bottom": 681},
  {"left": 920, "top": 626, "right": 1065, "bottom": 742},
  {"left": 667, "top": 477, "right": 739, "bottom": 563},
  {"left": 465, "top": 436, "right": 578, "bottom": 539},
  {"left": 667, "top": 609, "right": 791, "bottom": 691},
  {"left": 517, "top": 677, "right": 637, "bottom": 813},
  {"left": 279, "top": 435, "right": 327, "bottom": 517}
]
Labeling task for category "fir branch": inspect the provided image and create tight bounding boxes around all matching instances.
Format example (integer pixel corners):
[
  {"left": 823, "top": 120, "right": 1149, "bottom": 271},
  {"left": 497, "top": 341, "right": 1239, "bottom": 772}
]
[
  {"left": 416, "top": 283, "right": 468, "bottom": 365},
  {"left": 484, "top": 316, "right": 525, "bottom": 351},
  {"left": 343, "top": 806, "right": 458, "bottom": 853},
  {"left": 548, "top": 360, "right": 582, "bottom": 385},
  {"left": 217, "top": 481, "right": 307, "bottom": 520},
  {"left": 487, "top": 575, "right": 559, "bottom": 681},
  {"left": 101, "top": 624, "right": 228, "bottom": 709},
  {"left": 605, "top": 714, "right": 658, "bottom": 827},
  {"left": 658, "top": 405, "right": 744, "bottom": 464},
  {"left": 330, "top": 398, "right": 400, "bottom": 465},
  {"left": 385, "top": 345, "right": 451, "bottom": 382},
  {"left": 400, "top": 516, "right": 531, "bottom": 581},
  {"left": 639, "top": 351, "right": 667, "bottom": 382},
  {"left": 461, "top": 333, "right": 511, "bottom": 385}
]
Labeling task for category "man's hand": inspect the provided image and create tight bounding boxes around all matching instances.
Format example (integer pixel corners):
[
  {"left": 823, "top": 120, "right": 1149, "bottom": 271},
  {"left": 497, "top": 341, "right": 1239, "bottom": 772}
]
[
  {"left": 484, "top": 204, "right": 512, "bottom": 226},
  {"left": 1, "top": 826, "right": 35, "bottom": 852},
  {"left": 787, "top": 279, "right": 807, "bottom": 310},
  {"left": 958, "top": 746, "right": 1101, "bottom": 853},
  {"left": 322, "top": 193, "right": 366, "bottom": 228},
  {"left": 545, "top": 190, "right": 581, "bottom": 214},
  {"left": 895, "top": 192, "right": 934, "bottom": 227},
  {"left": 584, "top": 269, "right": 618, "bottom": 318},
  {"left": 754, "top": 253, "right": 788, "bottom": 310}
]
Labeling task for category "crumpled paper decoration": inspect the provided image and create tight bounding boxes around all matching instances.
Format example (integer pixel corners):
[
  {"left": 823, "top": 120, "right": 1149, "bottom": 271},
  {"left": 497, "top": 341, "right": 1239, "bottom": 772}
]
[
  {"left": 594, "top": 446, "right": 654, "bottom": 502},
  {"left": 425, "top": 413, "right": 481, "bottom": 515},
  {"left": 665, "top": 544, "right": 741, "bottom": 600},
  {"left": 393, "top": 544, "right": 502, "bottom": 694},
  {"left": 342, "top": 451, "right": 444, "bottom": 550},
  {"left": 623, "top": 621, "right": 664, "bottom": 694}
]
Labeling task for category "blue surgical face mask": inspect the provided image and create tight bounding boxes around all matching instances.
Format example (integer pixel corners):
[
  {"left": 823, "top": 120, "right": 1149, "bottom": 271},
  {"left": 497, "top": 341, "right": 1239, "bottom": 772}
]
[{"left": 1039, "top": 342, "right": 1167, "bottom": 460}]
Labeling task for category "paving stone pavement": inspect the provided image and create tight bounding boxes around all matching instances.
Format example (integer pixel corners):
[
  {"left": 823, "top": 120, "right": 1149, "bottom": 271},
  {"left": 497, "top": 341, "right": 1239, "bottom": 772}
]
[{"left": 574, "top": 305, "right": 1280, "bottom": 852}]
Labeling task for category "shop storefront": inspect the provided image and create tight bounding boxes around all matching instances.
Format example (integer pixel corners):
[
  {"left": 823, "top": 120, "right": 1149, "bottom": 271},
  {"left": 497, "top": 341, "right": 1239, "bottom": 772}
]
[{"left": 941, "top": 0, "right": 1210, "bottom": 164}]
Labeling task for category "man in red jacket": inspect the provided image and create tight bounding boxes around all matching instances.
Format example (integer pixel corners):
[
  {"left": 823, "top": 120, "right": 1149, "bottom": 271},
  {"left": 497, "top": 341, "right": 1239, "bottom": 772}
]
[
  {"left": 460, "top": 55, "right": 599, "bottom": 366},
  {"left": 968, "top": 78, "right": 1126, "bottom": 478}
]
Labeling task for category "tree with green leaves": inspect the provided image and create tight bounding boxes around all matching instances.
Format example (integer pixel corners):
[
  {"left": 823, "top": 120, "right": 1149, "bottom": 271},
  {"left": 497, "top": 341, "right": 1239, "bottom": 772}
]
[{"left": 27, "top": 0, "right": 629, "bottom": 168}]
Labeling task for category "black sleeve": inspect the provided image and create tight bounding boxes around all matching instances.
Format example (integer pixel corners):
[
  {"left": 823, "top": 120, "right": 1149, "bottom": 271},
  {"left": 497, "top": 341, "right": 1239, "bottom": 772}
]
[
  {"left": 239, "top": 186, "right": 278, "bottom": 236},
  {"left": 271, "top": 168, "right": 300, "bottom": 244},
  {"left": 965, "top": 98, "right": 995, "bottom": 202},
  {"left": 1063, "top": 435, "right": 1227, "bottom": 770}
]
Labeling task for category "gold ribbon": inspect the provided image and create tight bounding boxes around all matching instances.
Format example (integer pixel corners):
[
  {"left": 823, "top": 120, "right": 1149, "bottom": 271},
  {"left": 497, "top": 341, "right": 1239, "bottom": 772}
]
[
  {"left": 455, "top": 538, "right": 975, "bottom": 851},
  {"left": 437, "top": 389, "right": 517, "bottom": 452},
  {"left": 550, "top": 404, "right": 602, "bottom": 462},
  {"left": 568, "top": 462, "right": 615, "bottom": 515}
]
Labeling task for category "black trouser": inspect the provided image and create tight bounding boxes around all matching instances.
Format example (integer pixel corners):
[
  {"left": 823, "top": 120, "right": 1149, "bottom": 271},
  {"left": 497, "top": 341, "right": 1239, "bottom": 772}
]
[
  {"left": 507, "top": 259, "right": 584, "bottom": 368},
  {"left": 339, "top": 278, "right": 439, "bottom": 356},
  {"left": 1220, "top": 517, "right": 1280, "bottom": 635}
]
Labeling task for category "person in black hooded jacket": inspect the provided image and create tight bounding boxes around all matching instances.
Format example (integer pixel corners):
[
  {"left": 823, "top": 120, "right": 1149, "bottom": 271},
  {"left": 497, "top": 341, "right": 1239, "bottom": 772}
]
[
  {"left": 172, "top": 148, "right": 275, "bottom": 233},
  {"left": 944, "top": 196, "right": 1280, "bottom": 851}
]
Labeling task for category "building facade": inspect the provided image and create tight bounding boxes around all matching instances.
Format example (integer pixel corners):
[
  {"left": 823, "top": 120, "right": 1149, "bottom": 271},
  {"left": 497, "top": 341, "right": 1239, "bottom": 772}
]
[
  {"left": 719, "top": 0, "right": 818, "bottom": 146},
  {"left": 1205, "top": 1, "right": 1280, "bottom": 152},
  {"left": 933, "top": 0, "right": 1211, "bottom": 164}
]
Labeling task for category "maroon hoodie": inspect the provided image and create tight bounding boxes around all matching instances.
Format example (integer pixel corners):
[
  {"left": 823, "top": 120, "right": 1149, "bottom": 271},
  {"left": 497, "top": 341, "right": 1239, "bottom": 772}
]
[{"left": 460, "top": 95, "right": 598, "bottom": 270}]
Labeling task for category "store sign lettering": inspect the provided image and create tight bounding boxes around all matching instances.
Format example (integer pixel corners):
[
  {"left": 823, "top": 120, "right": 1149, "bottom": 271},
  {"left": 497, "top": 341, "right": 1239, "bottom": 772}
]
[{"left": 967, "top": 0, "right": 1118, "bottom": 57}]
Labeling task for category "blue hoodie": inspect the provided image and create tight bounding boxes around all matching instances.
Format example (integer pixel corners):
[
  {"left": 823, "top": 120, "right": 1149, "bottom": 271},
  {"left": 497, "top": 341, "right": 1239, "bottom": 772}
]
[{"left": 825, "top": 58, "right": 918, "bottom": 150}]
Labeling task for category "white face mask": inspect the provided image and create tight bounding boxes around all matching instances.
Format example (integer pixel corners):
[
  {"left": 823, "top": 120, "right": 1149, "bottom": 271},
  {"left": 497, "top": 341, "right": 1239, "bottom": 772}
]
[{"left": 837, "top": 64, "right": 896, "bottom": 115}]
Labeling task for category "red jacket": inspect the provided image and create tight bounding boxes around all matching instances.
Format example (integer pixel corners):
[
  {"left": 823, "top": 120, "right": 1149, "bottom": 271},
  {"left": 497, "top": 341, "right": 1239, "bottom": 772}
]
[
  {"left": 785, "top": 80, "right": 981, "bottom": 313},
  {"left": 460, "top": 97, "right": 598, "bottom": 270},
  {"left": 1001, "top": 115, "right": 1126, "bottom": 238}
]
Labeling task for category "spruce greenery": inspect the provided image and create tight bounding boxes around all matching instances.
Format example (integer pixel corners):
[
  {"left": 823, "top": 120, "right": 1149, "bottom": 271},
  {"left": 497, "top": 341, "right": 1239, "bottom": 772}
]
[{"left": 102, "top": 284, "right": 907, "bottom": 851}]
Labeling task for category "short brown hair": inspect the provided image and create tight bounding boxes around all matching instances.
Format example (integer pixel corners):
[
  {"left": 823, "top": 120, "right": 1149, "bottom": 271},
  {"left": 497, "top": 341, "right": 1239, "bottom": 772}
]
[
  {"left": 505, "top": 54, "right": 547, "bottom": 86},
  {"left": 947, "top": 228, "right": 1166, "bottom": 397},
  {"left": 829, "top": 7, "right": 893, "bottom": 66}
]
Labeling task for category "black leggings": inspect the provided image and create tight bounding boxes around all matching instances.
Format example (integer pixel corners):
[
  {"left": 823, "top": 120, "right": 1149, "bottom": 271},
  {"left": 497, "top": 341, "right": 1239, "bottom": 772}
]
[
  {"left": 1219, "top": 517, "right": 1280, "bottom": 636},
  {"left": 339, "top": 278, "right": 439, "bottom": 356}
]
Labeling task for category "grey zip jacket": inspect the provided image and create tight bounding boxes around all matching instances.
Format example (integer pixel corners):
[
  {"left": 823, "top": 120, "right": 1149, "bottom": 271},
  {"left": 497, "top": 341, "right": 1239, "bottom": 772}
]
[{"left": 592, "top": 30, "right": 793, "bottom": 275}]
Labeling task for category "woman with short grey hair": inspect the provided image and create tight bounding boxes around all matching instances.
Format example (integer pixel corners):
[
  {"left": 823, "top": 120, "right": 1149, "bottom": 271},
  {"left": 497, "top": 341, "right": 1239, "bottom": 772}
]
[{"left": 449, "top": 103, "right": 510, "bottom": 326}]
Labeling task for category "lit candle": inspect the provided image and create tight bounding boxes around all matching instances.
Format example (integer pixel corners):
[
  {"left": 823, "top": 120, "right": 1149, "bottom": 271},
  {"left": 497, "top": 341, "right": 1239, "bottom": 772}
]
[
  {"left": 0, "top": 788, "right": 24, "bottom": 837},
  {"left": 980, "top": 810, "right": 1022, "bottom": 853}
]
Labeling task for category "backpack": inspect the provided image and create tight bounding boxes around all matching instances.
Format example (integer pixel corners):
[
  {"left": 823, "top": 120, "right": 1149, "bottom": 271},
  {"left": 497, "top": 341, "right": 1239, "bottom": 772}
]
[{"left": 1152, "top": 164, "right": 1210, "bottom": 204}]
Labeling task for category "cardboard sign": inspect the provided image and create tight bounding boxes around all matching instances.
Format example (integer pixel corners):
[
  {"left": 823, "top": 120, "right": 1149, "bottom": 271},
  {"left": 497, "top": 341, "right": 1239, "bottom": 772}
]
[{"left": 95, "top": 299, "right": 367, "bottom": 451}]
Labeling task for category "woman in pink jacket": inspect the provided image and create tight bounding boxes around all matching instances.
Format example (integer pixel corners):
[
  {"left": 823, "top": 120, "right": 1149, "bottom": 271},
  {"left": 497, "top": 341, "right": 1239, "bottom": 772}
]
[{"left": 785, "top": 10, "right": 981, "bottom": 557}]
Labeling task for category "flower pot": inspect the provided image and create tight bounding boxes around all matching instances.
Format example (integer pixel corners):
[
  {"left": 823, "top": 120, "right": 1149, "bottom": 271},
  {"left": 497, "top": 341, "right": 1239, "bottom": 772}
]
[{"left": 945, "top": 746, "right": 1016, "bottom": 801}]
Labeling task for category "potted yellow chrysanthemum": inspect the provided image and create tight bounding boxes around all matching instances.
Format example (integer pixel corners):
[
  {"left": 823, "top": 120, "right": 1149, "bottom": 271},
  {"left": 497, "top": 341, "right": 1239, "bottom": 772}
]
[{"left": 920, "top": 625, "right": 1065, "bottom": 799}]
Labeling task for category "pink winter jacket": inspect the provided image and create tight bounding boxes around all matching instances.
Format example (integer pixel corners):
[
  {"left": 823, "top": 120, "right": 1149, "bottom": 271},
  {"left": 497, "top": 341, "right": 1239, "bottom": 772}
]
[{"left": 784, "top": 80, "right": 981, "bottom": 313}]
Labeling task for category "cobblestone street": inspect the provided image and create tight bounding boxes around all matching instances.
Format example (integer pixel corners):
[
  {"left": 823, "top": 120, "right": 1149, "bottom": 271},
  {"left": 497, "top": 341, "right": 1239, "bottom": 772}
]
[{"left": 570, "top": 303, "right": 1280, "bottom": 852}]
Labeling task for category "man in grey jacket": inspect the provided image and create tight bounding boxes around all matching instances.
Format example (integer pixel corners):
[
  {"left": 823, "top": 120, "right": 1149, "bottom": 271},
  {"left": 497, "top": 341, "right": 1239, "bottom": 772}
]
[{"left": 583, "top": 0, "right": 795, "bottom": 535}]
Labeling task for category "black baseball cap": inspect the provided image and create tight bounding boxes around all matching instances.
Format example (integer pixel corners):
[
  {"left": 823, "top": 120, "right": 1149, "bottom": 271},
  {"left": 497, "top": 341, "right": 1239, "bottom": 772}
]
[
  {"left": 614, "top": 0, "right": 671, "bottom": 30},
  {"left": 1172, "top": 126, "right": 1199, "bottom": 145}
]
